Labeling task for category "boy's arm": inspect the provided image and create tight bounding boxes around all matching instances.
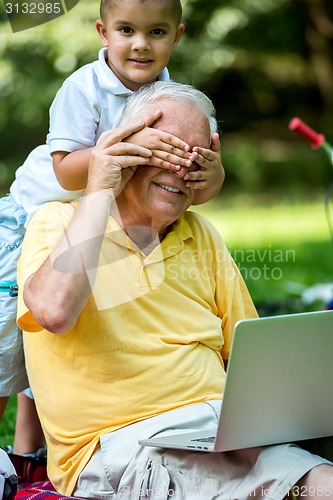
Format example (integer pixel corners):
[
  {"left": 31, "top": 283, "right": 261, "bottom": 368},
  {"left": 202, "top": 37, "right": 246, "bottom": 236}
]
[
  {"left": 52, "top": 149, "right": 92, "bottom": 191},
  {"left": 185, "top": 133, "right": 225, "bottom": 205}
]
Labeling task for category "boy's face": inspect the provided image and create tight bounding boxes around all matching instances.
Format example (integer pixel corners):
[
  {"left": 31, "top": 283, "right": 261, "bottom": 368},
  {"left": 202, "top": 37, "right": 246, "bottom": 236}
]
[{"left": 96, "top": 0, "right": 184, "bottom": 91}]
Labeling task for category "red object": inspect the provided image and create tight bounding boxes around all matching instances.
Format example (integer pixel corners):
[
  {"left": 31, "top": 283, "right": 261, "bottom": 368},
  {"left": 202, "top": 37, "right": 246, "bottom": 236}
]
[
  {"left": 7, "top": 454, "right": 83, "bottom": 500},
  {"left": 289, "top": 117, "right": 325, "bottom": 149},
  {"left": 16, "top": 481, "right": 83, "bottom": 499}
]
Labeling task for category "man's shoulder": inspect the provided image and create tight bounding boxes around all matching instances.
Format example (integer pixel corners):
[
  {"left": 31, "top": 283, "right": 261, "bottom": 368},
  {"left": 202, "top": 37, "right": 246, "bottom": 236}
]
[
  {"left": 179, "top": 210, "right": 226, "bottom": 251},
  {"left": 29, "top": 201, "right": 76, "bottom": 228},
  {"left": 184, "top": 210, "right": 221, "bottom": 237}
]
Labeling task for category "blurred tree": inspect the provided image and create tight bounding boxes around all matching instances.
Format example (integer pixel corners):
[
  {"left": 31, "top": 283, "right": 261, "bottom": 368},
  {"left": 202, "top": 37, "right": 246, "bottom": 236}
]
[{"left": 0, "top": 0, "right": 333, "bottom": 196}]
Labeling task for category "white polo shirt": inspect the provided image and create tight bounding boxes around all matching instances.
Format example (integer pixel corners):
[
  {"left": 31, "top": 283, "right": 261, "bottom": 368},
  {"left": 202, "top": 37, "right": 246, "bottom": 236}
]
[{"left": 10, "top": 48, "right": 170, "bottom": 222}]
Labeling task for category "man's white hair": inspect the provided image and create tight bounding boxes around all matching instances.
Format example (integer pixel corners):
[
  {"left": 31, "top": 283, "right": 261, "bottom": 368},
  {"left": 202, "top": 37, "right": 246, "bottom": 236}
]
[{"left": 121, "top": 81, "right": 218, "bottom": 136}]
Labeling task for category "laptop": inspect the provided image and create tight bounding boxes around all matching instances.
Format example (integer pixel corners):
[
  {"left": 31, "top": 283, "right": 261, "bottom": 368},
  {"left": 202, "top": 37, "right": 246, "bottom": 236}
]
[{"left": 139, "top": 309, "right": 333, "bottom": 452}]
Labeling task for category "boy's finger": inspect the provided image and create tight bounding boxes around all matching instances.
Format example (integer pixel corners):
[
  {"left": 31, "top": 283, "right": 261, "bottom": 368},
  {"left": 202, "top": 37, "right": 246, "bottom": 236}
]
[
  {"left": 185, "top": 179, "right": 207, "bottom": 190},
  {"left": 191, "top": 148, "right": 214, "bottom": 162},
  {"left": 184, "top": 170, "right": 207, "bottom": 182},
  {"left": 146, "top": 157, "right": 182, "bottom": 171},
  {"left": 161, "top": 133, "right": 190, "bottom": 152},
  {"left": 210, "top": 132, "right": 221, "bottom": 153},
  {"left": 161, "top": 144, "right": 191, "bottom": 158},
  {"left": 152, "top": 150, "right": 192, "bottom": 167}
]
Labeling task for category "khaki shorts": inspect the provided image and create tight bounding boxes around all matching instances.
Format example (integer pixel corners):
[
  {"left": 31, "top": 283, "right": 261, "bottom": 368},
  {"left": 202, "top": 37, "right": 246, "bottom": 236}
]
[{"left": 74, "top": 401, "right": 331, "bottom": 500}]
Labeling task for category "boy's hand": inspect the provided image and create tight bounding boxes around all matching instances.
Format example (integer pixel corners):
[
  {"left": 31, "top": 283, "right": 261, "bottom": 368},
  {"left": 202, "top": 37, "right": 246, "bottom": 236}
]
[
  {"left": 184, "top": 133, "right": 225, "bottom": 204},
  {"left": 125, "top": 110, "right": 192, "bottom": 171}
]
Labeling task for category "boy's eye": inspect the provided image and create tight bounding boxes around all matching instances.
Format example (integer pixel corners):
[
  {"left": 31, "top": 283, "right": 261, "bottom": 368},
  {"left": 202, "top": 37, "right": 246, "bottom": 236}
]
[
  {"left": 119, "top": 26, "right": 133, "bottom": 34},
  {"left": 151, "top": 28, "right": 166, "bottom": 35}
]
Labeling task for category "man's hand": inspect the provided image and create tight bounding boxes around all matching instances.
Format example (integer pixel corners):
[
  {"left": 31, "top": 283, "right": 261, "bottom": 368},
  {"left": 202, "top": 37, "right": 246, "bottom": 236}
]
[{"left": 87, "top": 121, "right": 153, "bottom": 196}]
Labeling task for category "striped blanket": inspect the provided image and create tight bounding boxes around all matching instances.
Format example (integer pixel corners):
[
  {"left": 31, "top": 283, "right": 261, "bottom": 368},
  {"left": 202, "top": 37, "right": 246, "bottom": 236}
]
[{"left": 16, "top": 481, "right": 81, "bottom": 500}]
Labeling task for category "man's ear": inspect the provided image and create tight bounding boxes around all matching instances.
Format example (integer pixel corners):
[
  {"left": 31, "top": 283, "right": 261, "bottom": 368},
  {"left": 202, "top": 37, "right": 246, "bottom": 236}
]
[
  {"left": 96, "top": 19, "right": 108, "bottom": 47},
  {"left": 172, "top": 23, "right": 185, "bottom": 51}
]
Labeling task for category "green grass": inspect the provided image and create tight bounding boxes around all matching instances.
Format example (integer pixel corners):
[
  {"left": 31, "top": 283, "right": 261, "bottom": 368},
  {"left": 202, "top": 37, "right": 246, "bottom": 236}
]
[
  {"left": 192, "top": 195, "right": 333, "bottom": 313},
  {"left": 0, "top": 396, "right": 17, "bottom": 450},
  {"left": 1, "top": 197, "right": 332, "bottom": 449}
]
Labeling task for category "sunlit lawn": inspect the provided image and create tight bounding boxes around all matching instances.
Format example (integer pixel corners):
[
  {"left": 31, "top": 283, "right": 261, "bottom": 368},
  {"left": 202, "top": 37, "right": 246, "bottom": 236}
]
[
  {"left": 0, "top": 395, "right": 17, "bottom": 450},
  {"left": 192, "top": 194, "right": 333, "bottom": 313},
  {"left": 1, "top": 196, "right": 333, "bottom": 449}
]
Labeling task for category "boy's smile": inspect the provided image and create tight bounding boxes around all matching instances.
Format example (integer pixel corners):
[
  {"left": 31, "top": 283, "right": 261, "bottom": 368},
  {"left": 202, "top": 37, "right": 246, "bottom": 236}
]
[{"left": 96, "top": 0, "right": 184, "bottom": 91}]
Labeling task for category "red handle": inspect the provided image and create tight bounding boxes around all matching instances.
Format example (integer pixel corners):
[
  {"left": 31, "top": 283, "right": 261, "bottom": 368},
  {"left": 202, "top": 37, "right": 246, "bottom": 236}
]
[{"left": 289, "top": 117, "right": 325, "bottom": 149}]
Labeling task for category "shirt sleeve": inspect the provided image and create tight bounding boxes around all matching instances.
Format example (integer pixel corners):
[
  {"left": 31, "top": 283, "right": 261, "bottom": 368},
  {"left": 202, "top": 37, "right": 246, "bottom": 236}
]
[
  {"left": 210, "top": 229, "right": 258, "bottom": 360},
  {"left": 47, "top": 79, "right": 100, "bottom": 154},
  {"left": 17, "top": 202, "right": 75, "bottom": 332},
  {"left": 219, "top": 258, "right": 258, "bottom": 360}
]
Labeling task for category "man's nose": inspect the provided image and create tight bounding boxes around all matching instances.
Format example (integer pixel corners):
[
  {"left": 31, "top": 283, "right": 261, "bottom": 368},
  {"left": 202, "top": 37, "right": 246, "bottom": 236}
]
[{"left": 132, "top": 34, "right": 150, "bottom": 51}]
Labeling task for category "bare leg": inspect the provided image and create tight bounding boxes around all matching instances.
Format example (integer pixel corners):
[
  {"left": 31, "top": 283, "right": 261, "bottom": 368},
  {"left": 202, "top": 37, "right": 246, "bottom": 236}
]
[
  {"left": 0, "top": 396, "right": 9, "bottom": 421},
  {"left": 289, "top": 464, "right": 333, "bottom": 498},
  {"left": 13, "top": 392, "right": 45, "bottom": 455}
]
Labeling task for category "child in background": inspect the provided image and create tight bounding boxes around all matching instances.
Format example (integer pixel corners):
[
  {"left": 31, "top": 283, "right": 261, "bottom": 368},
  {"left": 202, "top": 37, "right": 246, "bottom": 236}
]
[{"left": 0, "top": 0, "right": 224, "bottom": 454}]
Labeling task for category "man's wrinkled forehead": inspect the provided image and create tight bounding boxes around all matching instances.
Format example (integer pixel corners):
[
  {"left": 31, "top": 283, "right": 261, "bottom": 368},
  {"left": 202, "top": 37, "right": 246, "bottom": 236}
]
[{"left": 149, "top": 100, "right": 211, "bottom": 150}]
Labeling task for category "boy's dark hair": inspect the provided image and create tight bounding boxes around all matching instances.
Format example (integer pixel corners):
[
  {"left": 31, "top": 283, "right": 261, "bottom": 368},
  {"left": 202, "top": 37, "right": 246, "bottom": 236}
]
[{"left": 100, "top": 0, "right": 182, "bottom": 25}]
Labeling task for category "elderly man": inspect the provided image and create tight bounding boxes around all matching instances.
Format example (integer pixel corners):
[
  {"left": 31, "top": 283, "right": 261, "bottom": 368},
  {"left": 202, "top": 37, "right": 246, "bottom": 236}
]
[{"left": 17, "top": 82, "right": 333, "bottom": 499}]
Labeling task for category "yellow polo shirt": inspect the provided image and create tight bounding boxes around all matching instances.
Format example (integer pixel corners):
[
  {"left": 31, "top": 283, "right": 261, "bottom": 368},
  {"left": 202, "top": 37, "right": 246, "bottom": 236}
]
[{"left": 17, "top": 201, "right": 257, "bottom": 496}]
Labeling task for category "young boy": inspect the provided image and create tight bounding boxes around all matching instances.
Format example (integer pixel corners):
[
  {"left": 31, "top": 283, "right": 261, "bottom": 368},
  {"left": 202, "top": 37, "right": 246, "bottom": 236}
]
[{"left": 0, "top": 0, "right": 224, "bottom": 451}]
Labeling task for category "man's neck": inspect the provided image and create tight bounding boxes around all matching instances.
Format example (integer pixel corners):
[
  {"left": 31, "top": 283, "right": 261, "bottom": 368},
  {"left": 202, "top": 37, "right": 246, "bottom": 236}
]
[{"left": 110, "top": 201, "right": 166, "bottom": 255}]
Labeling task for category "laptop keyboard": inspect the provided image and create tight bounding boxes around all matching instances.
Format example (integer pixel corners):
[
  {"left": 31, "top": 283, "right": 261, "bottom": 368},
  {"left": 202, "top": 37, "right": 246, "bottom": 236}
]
[{"left": 191, "top": 436, "right": 215, "bottom": 443}]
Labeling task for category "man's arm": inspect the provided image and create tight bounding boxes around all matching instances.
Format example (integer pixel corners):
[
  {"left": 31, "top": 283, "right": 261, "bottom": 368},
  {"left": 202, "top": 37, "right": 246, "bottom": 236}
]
[{"left": 23, "top": 122, "right": 152, "bottom": 334}]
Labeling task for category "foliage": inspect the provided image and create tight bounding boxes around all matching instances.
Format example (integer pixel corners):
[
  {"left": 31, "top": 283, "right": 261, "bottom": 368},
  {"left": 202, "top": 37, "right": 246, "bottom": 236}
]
[{"left": 1, "top": 0, "right": 333, "bottom": 196}]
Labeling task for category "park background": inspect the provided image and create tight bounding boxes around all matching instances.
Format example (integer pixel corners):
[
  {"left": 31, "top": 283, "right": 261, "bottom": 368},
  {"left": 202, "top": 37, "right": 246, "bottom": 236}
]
[{"left": 0, "top": 0, "right": 333, "bottom": 445}]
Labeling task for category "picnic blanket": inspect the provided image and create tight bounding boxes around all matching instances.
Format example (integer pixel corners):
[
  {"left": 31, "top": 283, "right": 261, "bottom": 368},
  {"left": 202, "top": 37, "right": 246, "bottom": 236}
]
[
  {"left": 16, "top": 481, "right": 80, "bottom": 500},
  {"left": 3, "top": 452, "right": 81, "bottom": 500}
]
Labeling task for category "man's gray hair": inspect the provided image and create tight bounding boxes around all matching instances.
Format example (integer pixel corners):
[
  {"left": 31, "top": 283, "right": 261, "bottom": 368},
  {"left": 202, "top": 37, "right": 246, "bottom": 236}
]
[{"left": 121, "top": 81, "right": 218, "bottom": 136}]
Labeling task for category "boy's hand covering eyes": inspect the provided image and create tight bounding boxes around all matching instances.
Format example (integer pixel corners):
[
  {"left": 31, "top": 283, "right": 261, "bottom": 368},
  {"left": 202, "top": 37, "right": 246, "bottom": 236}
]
[
  {"left": 124, "top": 109, "right": 192, "bottom": 171},
  {"left": 183, "top": 133, "right": 224, "bottom": 190}
]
